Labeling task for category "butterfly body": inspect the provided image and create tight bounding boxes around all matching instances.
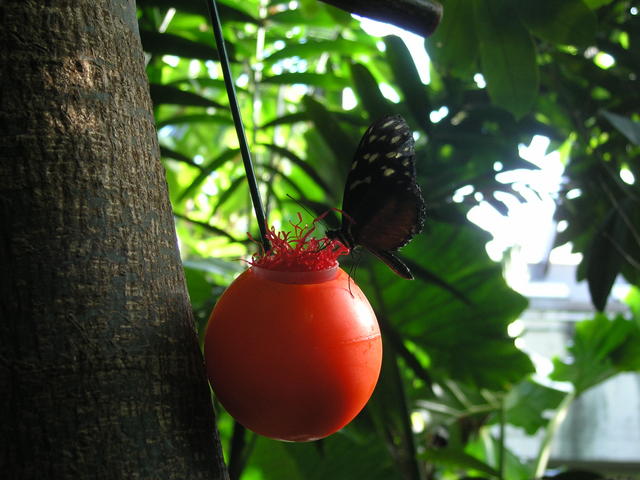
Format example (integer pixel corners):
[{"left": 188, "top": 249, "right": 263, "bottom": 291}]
[{"left": 327, "top": 115, "right": 426, "bottom": 279}]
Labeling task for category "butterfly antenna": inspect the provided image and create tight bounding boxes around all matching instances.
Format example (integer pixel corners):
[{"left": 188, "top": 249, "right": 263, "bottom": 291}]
[{"left": 285, "top": 194, "right": 326, "bottom": 226}]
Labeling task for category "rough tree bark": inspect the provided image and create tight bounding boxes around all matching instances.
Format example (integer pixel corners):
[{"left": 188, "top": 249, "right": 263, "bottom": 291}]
[{"left": 0, "top": 1, "right": 228, "bottom": 478}]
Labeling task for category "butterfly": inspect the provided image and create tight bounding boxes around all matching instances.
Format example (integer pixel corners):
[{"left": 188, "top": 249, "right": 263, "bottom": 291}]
[{"left": 327, "top": 114, "right": 426, "bottom": 279}]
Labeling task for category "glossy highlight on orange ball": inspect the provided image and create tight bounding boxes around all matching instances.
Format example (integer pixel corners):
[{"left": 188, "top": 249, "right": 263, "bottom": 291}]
[{"left": 204, "top": 265, "right": 382, "bottom": 442}]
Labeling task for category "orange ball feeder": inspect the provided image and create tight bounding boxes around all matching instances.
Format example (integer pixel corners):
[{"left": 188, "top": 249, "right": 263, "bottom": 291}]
[{"left": 204, "top": 218, "right": 382, "bottom": 442}]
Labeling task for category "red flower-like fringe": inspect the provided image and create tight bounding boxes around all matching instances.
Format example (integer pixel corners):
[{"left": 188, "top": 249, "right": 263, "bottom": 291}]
[{"left": 249, "top": 214, "right": 349, "bottom": 272}]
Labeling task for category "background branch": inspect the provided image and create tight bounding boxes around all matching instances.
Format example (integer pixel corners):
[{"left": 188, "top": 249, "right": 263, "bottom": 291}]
[{"left": 319, "top": 0, "right": 443, "bottom": 37}]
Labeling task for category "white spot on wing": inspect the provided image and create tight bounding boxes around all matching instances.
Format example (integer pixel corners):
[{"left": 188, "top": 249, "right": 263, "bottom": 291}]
[{"left": 349, "top": 177, "right": 372, "bottom": 190}]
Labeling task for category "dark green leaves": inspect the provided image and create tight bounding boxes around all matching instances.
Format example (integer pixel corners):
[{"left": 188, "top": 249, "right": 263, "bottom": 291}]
[
  {"left": 430, "top": 0, "right": 600, "bottom": 118},
  {"left": 150, "top": 84, "right": 227, "bottom": 108},
  {"left": 474, "top": 0, "right": 539, "bottom": 118},
  {"left": 385, "top": 36, "right": 431, "bottom": 127},
  {"left": 582, "top": 198, "right": 640, "bottom": 311},
  {"left": 140, "top": 31, "right": 220, "bottom": 60},
  {"left": 365, "top": 222, "right": 534, "bottom": 390},
  {"left": 584, "top": 209, "right": 626, "bottom": 311},
  {"left": 518, "top": 0, "right": 596, "bottom": 47},
  {"left": 349, "top": 63, "right": 391, "bottom": 121},
  {"left": 601, "top": 110, "right": 640, "bottom": 145},
  {"left": 427, "top": 0, "right": 479, "bottom": 77}
]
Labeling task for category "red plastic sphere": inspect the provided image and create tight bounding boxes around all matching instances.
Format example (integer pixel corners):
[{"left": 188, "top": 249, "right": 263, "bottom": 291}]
[{"left": 204, "top": 266, "right": 382, "bottom": 442}]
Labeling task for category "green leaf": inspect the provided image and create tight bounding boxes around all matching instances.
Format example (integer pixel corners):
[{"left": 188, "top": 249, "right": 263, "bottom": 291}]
[
  {"left": 582, "top": 0, "right": 615, "bottom": 8},
  {"left": 384, "top": 36, "right": 431, "bottom": 128},
  {"left": 628, "top": 286, "right": 640, "bottom": 325},
  {"left": 160, "top": 146, "right": 203, "bottom": 170},
  {"left": 267, "top": 8, "right": 353, "bottom": 28},
  {"left": 183, "top": 266, "right": 213, "bottom": 310},
  {"left": 364, "top": 222, "right": 533, "bottom": 390},
  {"left": 247, "top": 430, "right": 402, "bottom": 479},
  {"left": 551, "top": 313, "right": 640, "bottom": 394},
  {"left": 168, "top": 77, "right": 247, "bottom": 94},
  {"left": 149, "top": 84, "right": 227, "bottom": 108},
  {"left": 212, "top": 175, "right": 246, "bottom": 215},
  {"left": 584, "top": 207, "right": 627, "bottom": 311},
  {"left": 518, "top": 0, "right": 596, "bottom": 47},
  {"left": 402, "top": 256, "right": 472, "bottom": 305},
  {"left": 137, "top": 0, "right": 258, "bottom": 23},
  {"left": 419, "top": 448, "right": 500, "bottom": 477},
  {"left": 183, "top": 256, "right": 243, "bottom": 275},
  {"left": 260, "top": 112, "right": 309, "bottom": 129},
  {"left": 426, "top": 0, "right": 479, "bottom": 77},
  {"left": 177, "top": 148, "right": 239, "bottom": 202},
  {"left": 140, "top": 31, "right": 220, "bottom": 61},
  {"left": 260, "top": 163, "right": 306, "bottom": 199},
  {"left": 261, "top": 72, "right": 349, "bottom": 90},
  {"left": 474, "top": 0, "right": 539, "bottom": 118},
  {"left": 302, "top": 96, "right": 356, "bottom": 176},
  {"left": 260, "top": 143, "right": 333, "bottom": 195},
  {"left": 156, "top": 113, "right": 233, "bottom": 128},
  {"left": 350, "top": 63, "right": 392, "bottom": 121},
  {"left": 601, "top": 110, "right": 640, "bottom": 145},
  {"left": 504, "top": 380, "right": 566, "bottom": 435},
  {"left": 265, "top": 39, "right": 377, "bottom": 63},
  {"left": 366, "top": 339, "right": 422, "bottom": 480}
]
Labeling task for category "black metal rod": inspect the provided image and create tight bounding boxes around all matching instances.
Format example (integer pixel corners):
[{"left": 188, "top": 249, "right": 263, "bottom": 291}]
[{"left": 205, "top": 0, "right": 270, "bottom": 250}]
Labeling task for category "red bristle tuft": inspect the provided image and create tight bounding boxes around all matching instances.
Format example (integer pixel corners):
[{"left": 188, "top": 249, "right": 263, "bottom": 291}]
[{"left": 248, "top": 214, "right": 349, "bottom": 272}]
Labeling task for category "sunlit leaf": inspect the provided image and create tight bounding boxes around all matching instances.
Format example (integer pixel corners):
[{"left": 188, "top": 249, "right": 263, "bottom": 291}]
[
  {"left": 160, "top": 146, "right": 203, "bottom": 170},
  {"left": 264, "top": 39, "right": 377, "bottom": 63},
  {"left": 137, "top": 0, "right": 258, "bottom": 23},
  {"left": 183, "top": 256, "right": 243, "bottom": 275},
  {"left": 261, "top": 72, "right": 349, "bottom": 90},
  {"left": 177, "top": 148, "right": 239, "bottom": 202},
  {"left": 260, "top": 143, "right": 333, "bottom": 195}
]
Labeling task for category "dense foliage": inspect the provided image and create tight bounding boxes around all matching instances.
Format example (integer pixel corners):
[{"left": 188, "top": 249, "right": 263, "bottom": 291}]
[{"left": 137, "top": 0, "right": 640, "bottom": 478}]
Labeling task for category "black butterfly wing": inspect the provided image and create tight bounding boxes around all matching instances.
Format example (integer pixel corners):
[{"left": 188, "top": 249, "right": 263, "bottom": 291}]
[{"left": 338, "top": 115, "right": 426, "bottom": 278}]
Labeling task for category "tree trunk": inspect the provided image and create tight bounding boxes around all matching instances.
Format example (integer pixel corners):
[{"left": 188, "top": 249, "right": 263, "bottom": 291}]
[{"left": 0, "top": 1, "right": 228, "bottom": 478}]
